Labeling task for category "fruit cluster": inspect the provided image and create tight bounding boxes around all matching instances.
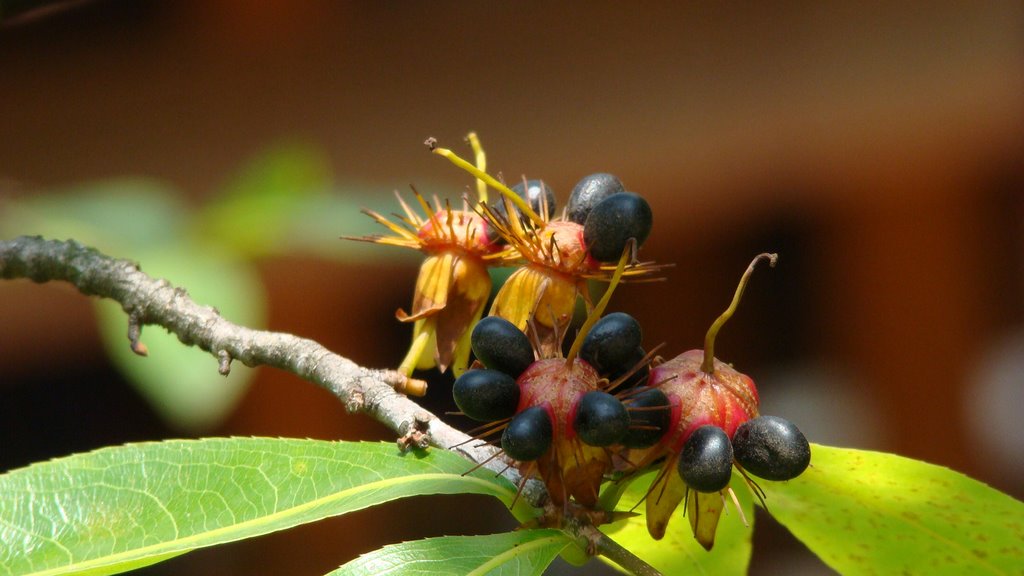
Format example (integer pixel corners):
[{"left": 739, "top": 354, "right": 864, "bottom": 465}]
[{"left": 351, "top": 134, "right": 811, "bottom": 550}]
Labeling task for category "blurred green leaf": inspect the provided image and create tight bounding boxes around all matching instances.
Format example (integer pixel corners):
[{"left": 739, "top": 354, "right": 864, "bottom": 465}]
[
  {"left": 599, "top": 470, "right": 753, "bottom": 575},
  {"left": 330, "top": 530, "right": 572, "bottom": 576},
  {"left": 0, "top": 179, "right": 187, "bottom": 254},
  {"left": 95, "top": 242, "right": 264, "bottom": 432},
  {"left": 0, "top": 439, "right": 521, "bottom": 576},
  {"left": 194, "top": 143, "right": 334, "bottom": 257},
  {"left": 192, "top": 141, "right": 439, "bottom": 263},
  {"left": 768, "top": 444, "right": 1024, "bottom": 575}
]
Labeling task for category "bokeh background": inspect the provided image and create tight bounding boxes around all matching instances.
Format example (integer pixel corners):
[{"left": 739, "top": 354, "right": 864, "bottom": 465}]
[{"left": 1, "top": 2, "right": 1022, "bottom": 575}]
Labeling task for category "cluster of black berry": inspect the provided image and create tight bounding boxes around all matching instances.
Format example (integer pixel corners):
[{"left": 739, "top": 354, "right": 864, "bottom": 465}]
[
  {"left": 354, "top": 135, "right": 811, "bottom": 548},
  {"left": 448, "top": 169, "right": 811, "bottom": 547}
]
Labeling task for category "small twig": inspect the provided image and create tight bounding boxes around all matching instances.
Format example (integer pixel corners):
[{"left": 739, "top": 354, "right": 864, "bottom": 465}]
[{"left": 590, "top": 527, "right": 663, "bottom": 576}]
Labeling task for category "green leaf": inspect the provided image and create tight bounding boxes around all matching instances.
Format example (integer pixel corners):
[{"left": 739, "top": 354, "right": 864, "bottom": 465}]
[
  {"left": 767, "top": 443, "right": 1024, "bottom": 575},
  {"left": 0, "top": 179, "right": 187, "bottom": 255},
  {"left": 599, "top": 470, "right": 754, "bottom": 575},
  {"left": 329, "top": 529, "right": 572, "bottom": 576},
  {"left": 194, "top": 143, "right": 334, "bottom": 258},
  {"left": 94, "top": 242, "right": 265, "bottom": 432},
  {"left": 0, "top": 439, "right": 521, "bottom": 576}
]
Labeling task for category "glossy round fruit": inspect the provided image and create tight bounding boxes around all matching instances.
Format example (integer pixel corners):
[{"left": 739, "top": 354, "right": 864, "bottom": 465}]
[
  {"left": 573, "top": 391, "right": 630, "bottom": 447},
  {"left": 452, "top": 369, "right": 520, "bottom": 422},
  {"left": 471, "top": 316, "right": 534, "bottom": 377},
  {"left": 622, "top": 387, "right": 671, "bottom": 448},
  {"left": 501, "top": 406, "right": 553, "bottom": 461},
  {"left": 583, "top": 192, "right": 653, "bottom": 262},
  {"left": 490, "top": 178, "right": 557, "bottom": 225},
  {"left": 732, "top": 415, "right": 811, "bottom": 481},
  {"left": 678, "top": 425, "right": 734, "bottom": 493},
  {"left": 607, "top": 345, "right": 650, "bottom": 389},
  {"left": 579, "top": 312, "right": 643, "bottom": 375},
  {"left": 567, "top": 173, "right": 625, "bottom": 224},
  {"left": 512, "top": 179, "right": 557, "bottom": 219}
]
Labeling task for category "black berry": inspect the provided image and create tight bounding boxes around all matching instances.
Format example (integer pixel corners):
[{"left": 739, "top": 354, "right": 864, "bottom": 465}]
[
  {"left": 583, "top": 192, "right": 653, "bottom": 262},
  {"left": 452, "top": 369, "right": 520, "bottom": 422},
  {"left": 573, "top": 391, "right": 629, "bottom": 447},
  {"left": 678, "top": 425, "right": 734, "bottom": 493},
  {"left": 567, "top": 173, "right": 625, "bottom": 224},
  {"left": 607, "top": 345, "right": 650, "bottom": 389},
  {"left": 732, "top": 416, "right": 811, "bottom": 481},
  {"left": 579, "top": 312, "right": 643, "bottom": 375},
  {"left": 501, "top": 406, "right": 553, "bottom": 461},
  {"left": 489, "top": 179, "right": 557, "bottom": 234},
  {"left": 622, "top": 387, "right": 671, "bottom": 448},
  {"left": 471, "top": 316, "right": 534, "bottom": 378}
]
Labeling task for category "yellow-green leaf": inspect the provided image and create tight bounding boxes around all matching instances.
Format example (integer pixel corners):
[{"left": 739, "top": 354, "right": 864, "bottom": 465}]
[
  {"left": 330, "top": 530, "right": 572, "bottom": 576},
  {"left": 0, "top": 439, "right": 520, "bottom": 576},
  {"left": 767, "top": 443, "right": 1024, "bottom": 575}
]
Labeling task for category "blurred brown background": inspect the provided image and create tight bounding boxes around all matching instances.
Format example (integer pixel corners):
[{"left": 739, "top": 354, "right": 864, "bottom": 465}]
[{"left": 1, "top": 2, "right": 1022, "bottom": 575}]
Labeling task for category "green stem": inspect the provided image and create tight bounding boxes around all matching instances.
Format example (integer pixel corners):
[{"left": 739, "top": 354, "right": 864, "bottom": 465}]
[
  {"left": 565, "top": 241, "right": 632, "bottom": 366},
  {"left": 590, "top": 528, "right": 663, "bottom": 576},
  {"left": 430, "top": 145, "right": 545, "bottom": 226},
  {"left": 466, "top": 132, "right": 488, "bottom": 204},
  {"left": 701, "top": 252, "right": 778, "bottom": 373}
]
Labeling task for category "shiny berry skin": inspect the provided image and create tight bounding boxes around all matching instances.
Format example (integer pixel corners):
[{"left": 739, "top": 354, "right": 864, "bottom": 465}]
[
  {"left": 583, "top": 192, "right": 653, "bottom": 262},
  {"left": 579, "top": 312, "right": 643, "bottom": 375},
  {"left": 470, "top": 316, "right": 534, "bottom": 378},
  {"left": 608, "top": 345, "right": 650, "bottom": 389},
  {"left": 489, "top": 180, "right": 557, "bottom": 236},
  {"left": 452, "top": 369, "right": 520, "bottom": 422},
  {"left": 678, "top": 425, "right": 734, "bottom": 493},
  {"left": 567, "top": 173, "right": 625, "bottom": 224},
  {"left": 622, "top": 387, "right": 671, "bottom": 448},
  {"left": 501, "top": 405, "right": 553, "bottom": 461},
  {"left": 732, "top": 415, "right": 811, "bottom": 481},
  {"left": 573, "top": 391, "right": 629, "bottom": 447},
  {"left": 512, "top": 179, "right": 557, "bottom": 219}
]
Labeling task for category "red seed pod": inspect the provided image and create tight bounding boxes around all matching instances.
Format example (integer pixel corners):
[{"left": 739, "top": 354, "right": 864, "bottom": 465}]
[
  {"left": 629, "top": 253, "right": 776, "bottom": 549},
  {"left": 513, "top": 357, "right": 610, "bottom": 507},
  {"left": 456, "top": 246, "right": 646, "bottom": 517}
]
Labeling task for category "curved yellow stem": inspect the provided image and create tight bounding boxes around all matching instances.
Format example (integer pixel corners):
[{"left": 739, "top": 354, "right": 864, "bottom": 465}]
[
  {"left": 430, "top": 145, "right": 544, "bottom": 226},
  {"left": 701, "top": 252, "right": 778, "bottom": 373},
  {"left": 466, "top": 132, "right": 488, "bottom": 204},
  {"left": 565, "top": 240, "right": 633, "bottom": 366}
]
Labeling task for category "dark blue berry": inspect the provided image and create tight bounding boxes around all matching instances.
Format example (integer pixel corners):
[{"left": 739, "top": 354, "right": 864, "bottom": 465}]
[
  {"left": 622, "top": 387, "right": 671, "bottom": 448},
  {"left": 573, "top": 391, "right": 630, "bottom": 447},
  {"left": 567, "top": 173, "right": 625, "bottom": 224},
  {"left": 488, "top": 179, "right": 557, "bottom": 236},
  {"left": 501, "top": 406, "right": 553, "bottom": 461},
  {"left": 607, "top": 346, "right": 650, "bottom": 389},
  {"left": 678, "top": 425, "right": 734, "bottom": 493},
  {"left": 732, "top": 416, "right": 811, "bottom": 481},
  {"left": 580, "top": 312, "right": 643, "bottom": 375},
  {"left": 471, "top": 316, "right": 534, "bottom": 378},
  {"left": 583, "top": 192, "right": 653, "bottom": 262},
  {"left": 452, "top": 369, "right": 520, "bottom": 422}
]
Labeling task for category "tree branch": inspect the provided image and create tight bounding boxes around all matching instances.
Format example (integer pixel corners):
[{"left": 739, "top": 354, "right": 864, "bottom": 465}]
[{"left": 0, "top": 235, "right": 661, "bottom": 576}]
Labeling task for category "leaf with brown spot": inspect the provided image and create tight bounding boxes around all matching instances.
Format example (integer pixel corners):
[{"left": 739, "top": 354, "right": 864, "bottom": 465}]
[{"left": 768, "top": 444, "right": 1024, "bottom": 575}]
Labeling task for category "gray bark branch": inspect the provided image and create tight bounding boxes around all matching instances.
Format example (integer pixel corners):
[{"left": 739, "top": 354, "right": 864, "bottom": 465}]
[{"left": 0, "top": 235, "right": 660, "bottom": 576}]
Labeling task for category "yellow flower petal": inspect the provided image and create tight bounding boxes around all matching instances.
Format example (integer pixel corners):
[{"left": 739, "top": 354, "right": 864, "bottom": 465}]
[
  {"left": 645, "top": 456, "right": 688, "bottom": 540},
  {"left": 490, "top": 265, "right": 581, "bottom": 358}
]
